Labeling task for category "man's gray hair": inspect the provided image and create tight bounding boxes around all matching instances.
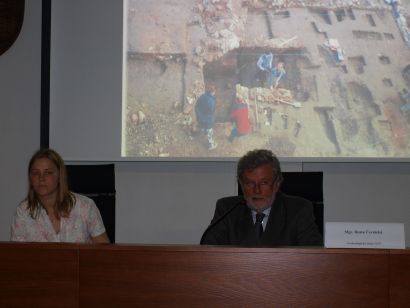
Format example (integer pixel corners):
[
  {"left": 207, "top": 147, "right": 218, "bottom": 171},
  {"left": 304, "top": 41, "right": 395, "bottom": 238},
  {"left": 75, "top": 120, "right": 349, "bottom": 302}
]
[{"left": 237, "top": 149, "right": 283, "bottom": 184}]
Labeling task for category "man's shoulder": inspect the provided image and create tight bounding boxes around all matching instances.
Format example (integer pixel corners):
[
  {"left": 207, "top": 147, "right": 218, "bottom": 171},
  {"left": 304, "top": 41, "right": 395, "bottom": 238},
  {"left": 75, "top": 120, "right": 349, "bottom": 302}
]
[
  {"left": 217, "top": 195, "right": 243, "bottom": 202},
  {"left": 276, "top": 192, "right": 312, "bottom": 210}
]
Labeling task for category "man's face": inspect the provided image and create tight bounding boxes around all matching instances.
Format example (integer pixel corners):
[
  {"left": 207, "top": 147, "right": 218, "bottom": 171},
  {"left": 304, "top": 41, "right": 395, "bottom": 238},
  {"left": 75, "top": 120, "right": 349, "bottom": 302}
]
[{"left": 240, "top": 163, "right": 280, "bottom": 212}]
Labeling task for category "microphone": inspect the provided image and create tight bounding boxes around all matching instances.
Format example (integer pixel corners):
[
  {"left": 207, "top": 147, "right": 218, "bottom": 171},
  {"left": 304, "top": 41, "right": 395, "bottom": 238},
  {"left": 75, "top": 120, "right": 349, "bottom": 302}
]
[{"left": 200, "top": 198, "right": 245, "bottom": 245}]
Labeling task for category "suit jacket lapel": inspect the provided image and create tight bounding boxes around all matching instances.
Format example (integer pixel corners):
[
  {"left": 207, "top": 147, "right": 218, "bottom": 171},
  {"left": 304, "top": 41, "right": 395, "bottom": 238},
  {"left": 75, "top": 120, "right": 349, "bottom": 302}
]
[
  {"left": 261, "top": 193, "right": 286, "bottom": 246},
  {"left": 238, "top": 206, "right": 258, "bottom": 246}
]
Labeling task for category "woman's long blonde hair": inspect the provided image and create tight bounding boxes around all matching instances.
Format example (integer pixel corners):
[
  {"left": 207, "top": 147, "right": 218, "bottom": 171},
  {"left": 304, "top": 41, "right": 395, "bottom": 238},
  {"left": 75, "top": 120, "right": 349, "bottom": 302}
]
[{"left": 26, "top": 148, "right": 75, "bottom": 219}]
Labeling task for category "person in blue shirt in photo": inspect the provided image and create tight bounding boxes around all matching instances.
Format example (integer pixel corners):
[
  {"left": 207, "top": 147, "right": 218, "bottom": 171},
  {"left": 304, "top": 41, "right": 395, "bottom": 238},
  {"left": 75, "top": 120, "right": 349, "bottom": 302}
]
[
  {"left": 195, "top": 83, "right": 217, "bottom": 150},
  {"left": 256, "top": 52, "right": 273, "bottom": 87}
]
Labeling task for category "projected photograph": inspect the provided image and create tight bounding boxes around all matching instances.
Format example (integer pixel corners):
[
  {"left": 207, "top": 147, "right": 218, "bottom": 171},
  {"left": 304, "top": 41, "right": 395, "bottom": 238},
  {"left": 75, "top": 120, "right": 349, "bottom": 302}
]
[{"left": 123, "top": 0, "right": 410, "bottom": 159}]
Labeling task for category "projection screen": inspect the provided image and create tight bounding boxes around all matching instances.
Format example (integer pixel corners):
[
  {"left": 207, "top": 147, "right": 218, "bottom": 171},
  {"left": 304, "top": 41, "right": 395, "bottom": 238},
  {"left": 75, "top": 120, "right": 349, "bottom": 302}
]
[{"left": 51, "top": 0, "right": 410, "bottom": 161}]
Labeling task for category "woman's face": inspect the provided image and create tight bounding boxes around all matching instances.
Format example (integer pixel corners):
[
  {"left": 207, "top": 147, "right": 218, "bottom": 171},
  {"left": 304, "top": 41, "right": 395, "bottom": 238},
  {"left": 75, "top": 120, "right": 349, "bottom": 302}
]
[{"left": 29, "top": 158, "right": 60, "bottom": 200}]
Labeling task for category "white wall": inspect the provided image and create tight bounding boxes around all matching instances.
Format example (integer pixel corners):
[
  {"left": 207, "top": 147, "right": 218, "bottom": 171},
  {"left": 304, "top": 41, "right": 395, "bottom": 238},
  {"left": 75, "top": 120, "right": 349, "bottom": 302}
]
[
  {"left": 1, "top": 2, "right": 409, "bottom": 246},
  {"left": 49, "top": 0, "right": 122, "bottom": 160},
  {"left": 306, "top": 162, "right": 410, "bottom": 244},
  {"left": 0, "top": 1, "right": 41, "bottom": 240},
  {"left": 115, "top": 161, "right": 237, "bottom": 243}
]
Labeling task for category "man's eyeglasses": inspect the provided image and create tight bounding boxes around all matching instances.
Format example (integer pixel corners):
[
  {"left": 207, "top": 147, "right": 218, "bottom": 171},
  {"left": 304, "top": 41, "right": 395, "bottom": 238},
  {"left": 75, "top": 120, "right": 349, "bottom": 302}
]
[{"left": 241, "top": 180, "right": 274, "bottom": 191}]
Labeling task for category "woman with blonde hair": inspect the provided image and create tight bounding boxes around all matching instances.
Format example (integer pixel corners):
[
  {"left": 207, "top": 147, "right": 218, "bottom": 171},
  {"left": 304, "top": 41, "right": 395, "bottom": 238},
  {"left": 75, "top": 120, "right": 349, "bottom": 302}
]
[{"left": 11, "top": 148, "right": 109, "bottom": 243}]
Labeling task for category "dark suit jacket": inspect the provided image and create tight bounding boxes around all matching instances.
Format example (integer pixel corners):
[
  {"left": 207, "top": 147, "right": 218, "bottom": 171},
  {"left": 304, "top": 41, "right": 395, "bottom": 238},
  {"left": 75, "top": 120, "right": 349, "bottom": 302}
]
[{"left": 201, "top": 192, "right": 323, "bottom": 246}]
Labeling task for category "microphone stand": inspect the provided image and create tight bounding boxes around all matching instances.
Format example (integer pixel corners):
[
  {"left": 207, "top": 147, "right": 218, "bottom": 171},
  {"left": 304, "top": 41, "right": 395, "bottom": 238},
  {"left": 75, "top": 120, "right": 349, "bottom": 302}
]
[{"left": 200, "top": 199, "right": 245, "bottom": 245}]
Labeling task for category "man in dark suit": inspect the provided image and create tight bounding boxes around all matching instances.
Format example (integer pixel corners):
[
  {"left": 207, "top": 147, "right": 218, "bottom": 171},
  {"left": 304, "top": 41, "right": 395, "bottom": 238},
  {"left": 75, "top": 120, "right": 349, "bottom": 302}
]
[{"left": 201, "top": 149, "right": 323, "bottom": 246}]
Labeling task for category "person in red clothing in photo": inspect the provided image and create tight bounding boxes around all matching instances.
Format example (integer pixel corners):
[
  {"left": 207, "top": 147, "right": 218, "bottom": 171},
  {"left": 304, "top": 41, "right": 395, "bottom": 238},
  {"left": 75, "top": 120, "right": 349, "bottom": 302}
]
[{"left": 228, "top": 94, "right": 252, "bottom": 142}]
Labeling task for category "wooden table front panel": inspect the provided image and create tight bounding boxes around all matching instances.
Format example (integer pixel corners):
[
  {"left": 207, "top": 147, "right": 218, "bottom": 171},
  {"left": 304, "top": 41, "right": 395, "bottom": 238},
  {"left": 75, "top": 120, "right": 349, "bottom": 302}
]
[
  {"left": 0, "top": 243, "right": 79, "bottom": 308},
  {"left": 390, "top": 249, "right": 410, "bottom": 308},
  {"left": 79, "top": 246, "right": 389, "bottom": 307}
]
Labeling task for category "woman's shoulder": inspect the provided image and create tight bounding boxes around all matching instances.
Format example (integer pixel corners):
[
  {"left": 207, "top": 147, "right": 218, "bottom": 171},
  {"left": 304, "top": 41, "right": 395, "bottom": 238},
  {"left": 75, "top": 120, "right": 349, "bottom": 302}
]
[
  {"left": 16, "top": 199, "right": 29, "bottom": 210},
  {"left": 17, "top": 199, "right": 28, "bottom": 207},
  {"left": 69, "top": 193, "right": 99, "bottom": 221},
  {"left": 71, "top": 193, "right": 96, "bottom": 208},
  {"left": 14, "top": 200, "right": 31, "bottom": 217}
]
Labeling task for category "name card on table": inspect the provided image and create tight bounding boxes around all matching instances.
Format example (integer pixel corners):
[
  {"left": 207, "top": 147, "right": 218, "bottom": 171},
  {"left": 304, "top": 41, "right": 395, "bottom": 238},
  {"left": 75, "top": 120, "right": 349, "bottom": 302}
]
[{"left": 325, "top": 222, "right": 405, "bottom": 249}]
